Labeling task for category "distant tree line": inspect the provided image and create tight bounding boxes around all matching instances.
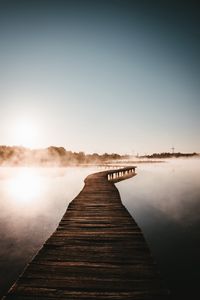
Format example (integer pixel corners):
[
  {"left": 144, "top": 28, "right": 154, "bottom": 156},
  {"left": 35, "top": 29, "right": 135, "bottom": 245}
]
[
  {"left": 141, "top": 152, "right": 198, "bottom": 159},
  {"left": 0, "top": 146, "right": 123, "bottom": 166}
]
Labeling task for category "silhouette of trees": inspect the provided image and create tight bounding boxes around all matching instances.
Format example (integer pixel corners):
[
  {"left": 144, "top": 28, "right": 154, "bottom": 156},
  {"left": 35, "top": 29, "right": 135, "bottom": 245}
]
[
  {"left": 0, "top": 146, "right": 124, "bottom": 166},
  {"left": 141, "top": 152, "right": 198, "bottom": 159}
]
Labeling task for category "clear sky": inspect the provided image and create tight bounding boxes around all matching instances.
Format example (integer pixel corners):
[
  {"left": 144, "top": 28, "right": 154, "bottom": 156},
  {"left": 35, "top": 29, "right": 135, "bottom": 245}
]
[{"left": 0, "top": 0, "right": 199, "bottom": 155}]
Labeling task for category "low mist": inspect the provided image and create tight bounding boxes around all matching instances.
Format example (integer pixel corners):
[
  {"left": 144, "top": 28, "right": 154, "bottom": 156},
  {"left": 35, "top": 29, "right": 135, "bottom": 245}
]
[
  {"left": 117, "top": 158, "right": 200, "bottom": 299},
  {"left": 0, "top": 145, "right": 124, "bottom": 167},
  {"left": 0, "top": 166, "right": 98, "bottom": 297},
  {"left": 118, "top": 158, "right": 200, "bottom": 225},
  {"left": 0, "top": 159, "right": 199, "bottom": 299}
]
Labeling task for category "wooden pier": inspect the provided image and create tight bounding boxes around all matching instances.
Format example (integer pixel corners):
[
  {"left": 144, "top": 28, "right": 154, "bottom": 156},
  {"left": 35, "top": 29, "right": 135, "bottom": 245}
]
[{"left": 3, "top": 167, "right": 169, "bottom": 299}]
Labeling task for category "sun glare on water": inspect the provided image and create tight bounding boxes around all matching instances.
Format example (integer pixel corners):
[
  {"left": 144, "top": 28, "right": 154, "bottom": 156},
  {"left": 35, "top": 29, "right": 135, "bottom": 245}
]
[{"left": 8, "top": 168, "right": 41, "bottom": 203}]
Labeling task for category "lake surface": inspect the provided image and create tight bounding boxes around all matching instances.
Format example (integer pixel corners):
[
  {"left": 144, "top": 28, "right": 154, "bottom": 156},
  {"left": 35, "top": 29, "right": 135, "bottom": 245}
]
[
  {"left": 0, "top": 160, "right": 199, "bottom": 299},
  {"left": 0, "top": 166, "right": 99, "bottom": 298},
  {"left": 117, "top": 159, "right": 200, "bottom": 300}
]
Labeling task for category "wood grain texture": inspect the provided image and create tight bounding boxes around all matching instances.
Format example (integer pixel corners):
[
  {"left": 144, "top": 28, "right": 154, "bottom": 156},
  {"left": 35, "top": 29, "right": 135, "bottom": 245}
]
[{"left": 3, "top": 167, "right": 169, "bottom": 299}]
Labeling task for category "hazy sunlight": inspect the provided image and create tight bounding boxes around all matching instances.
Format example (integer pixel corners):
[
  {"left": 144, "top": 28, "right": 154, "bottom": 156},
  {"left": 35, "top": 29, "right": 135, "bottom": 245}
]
[
  {"left": 8, "top": 168, "right": 41, "bottom": 203},
  {"left": 12, "top": 119, "right": 39, "bottom": 148}
]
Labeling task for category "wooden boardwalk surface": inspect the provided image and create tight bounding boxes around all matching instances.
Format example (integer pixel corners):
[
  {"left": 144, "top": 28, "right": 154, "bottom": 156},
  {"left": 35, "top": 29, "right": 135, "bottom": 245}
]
[{"left": 3, "top": 167, "right": 169, "bottom": 299}]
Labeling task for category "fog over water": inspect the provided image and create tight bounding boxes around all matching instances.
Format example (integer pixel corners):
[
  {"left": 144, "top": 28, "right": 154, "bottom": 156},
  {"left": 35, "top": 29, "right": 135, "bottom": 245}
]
[
  {"left": 0, "top": 166, "right": 99, "bottom": 297},
  {"left": 117, "top": 158, "right": 200, "bottom": 300},
  {"left": 0, "top": 160, "right": 199, "bottom": 299}
]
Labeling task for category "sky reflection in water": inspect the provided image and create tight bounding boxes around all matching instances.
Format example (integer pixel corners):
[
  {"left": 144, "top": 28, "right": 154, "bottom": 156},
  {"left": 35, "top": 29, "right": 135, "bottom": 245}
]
[
  {"left": 117, "top": 159, "right": 200, "bottom": 300},
  {"left": 0, "top": 160, "right": 199, "bottom": 299},
  {"left": 0, "top": 166, "right": 98, "bottom": 297}
]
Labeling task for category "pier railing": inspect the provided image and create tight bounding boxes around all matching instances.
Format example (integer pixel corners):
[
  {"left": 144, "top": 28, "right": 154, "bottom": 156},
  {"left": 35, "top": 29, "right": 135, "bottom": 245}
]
[{"left": 107, "top": 166, "right": 136, "bottom": 182}]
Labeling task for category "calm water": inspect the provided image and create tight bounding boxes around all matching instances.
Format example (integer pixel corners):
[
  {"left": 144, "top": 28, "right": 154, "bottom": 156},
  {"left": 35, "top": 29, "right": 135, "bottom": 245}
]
[
  {"left": 0, "top": 166, "right": 99, "bottom": 297},
  {"left": 0, "top": 160, "right": 199, "bottom": 299},
  {"left": 117, "top": 159, "right": 200, "bottom": 300}
]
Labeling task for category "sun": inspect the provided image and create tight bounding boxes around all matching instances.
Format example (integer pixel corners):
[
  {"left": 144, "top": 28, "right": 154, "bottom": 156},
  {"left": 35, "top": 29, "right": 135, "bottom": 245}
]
[{"left": 13, "top": 119, "right": 39, "bottom": 148}]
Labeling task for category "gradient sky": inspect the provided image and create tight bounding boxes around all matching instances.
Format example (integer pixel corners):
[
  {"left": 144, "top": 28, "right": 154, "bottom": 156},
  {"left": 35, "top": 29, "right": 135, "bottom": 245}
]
[{"left": 0, "top": 0, "right": 199, "bottom": 154}]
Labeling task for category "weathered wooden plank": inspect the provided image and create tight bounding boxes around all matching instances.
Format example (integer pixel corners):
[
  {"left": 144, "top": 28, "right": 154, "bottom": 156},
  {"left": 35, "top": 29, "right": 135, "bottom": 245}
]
[
  {"left": 3, "top": 167, "right": 169, "bottom": 299},
  {"left": 5, "top": 289, "right": 169, "bottom": 300},
  {"left": 22, "top": 264, "right": 159, "bottom": 279}
]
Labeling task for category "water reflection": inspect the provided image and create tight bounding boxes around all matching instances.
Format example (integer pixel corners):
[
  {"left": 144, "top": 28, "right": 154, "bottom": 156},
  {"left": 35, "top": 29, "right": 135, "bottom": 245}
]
[
  {"left": 0, "top": 166, "right": 98, "bottom": 298},
  {"left": 117, "top": 158, "right": 200, "bottom": 300},
  {"left": 7, "top": 168, "right": 42, "bottom": 203},
  {"left": 0, "top": 161, "right": 199, "bottom": 299},
  {"left": 117, "top": 159, "right": 200, "bottom": 225}
]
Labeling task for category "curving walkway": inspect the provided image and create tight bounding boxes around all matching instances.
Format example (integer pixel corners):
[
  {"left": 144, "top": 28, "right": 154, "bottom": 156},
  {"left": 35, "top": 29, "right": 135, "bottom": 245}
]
[{"left": 3, "top": 167, "right": 169, "bottom": 299}]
